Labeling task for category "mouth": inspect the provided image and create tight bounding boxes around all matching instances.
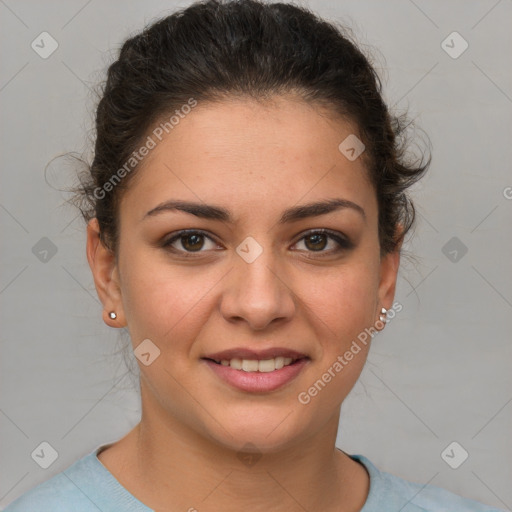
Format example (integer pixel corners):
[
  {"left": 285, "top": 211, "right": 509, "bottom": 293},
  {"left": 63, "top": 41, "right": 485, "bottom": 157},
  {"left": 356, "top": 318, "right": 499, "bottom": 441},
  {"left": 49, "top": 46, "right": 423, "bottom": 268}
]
[
  {"left": 203, "top": 355, "right": 307, "bottom": 373},
  {"left": 201, "top": 348, "right": 310, "bottom": 392}
]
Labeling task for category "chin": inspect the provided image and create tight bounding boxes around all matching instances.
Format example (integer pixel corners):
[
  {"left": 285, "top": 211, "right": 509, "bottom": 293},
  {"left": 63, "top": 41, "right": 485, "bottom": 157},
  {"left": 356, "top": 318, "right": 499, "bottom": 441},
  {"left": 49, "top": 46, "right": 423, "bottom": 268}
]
[{"left": 200, "top": 407, "right": 311, "bottom": 454}]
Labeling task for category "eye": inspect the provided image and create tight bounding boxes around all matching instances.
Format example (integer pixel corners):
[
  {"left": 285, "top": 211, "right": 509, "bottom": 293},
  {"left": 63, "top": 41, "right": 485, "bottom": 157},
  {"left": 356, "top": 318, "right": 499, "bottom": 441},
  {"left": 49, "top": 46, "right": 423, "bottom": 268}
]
[
  {"left": 292, "top": 229, "right": 353, "bottom": 256},
  {"left": 161, "top": 230, "right": 220, "bottom": 256},
  {"left": 161, "top": 228, "right": 353, "bottom": 258}
]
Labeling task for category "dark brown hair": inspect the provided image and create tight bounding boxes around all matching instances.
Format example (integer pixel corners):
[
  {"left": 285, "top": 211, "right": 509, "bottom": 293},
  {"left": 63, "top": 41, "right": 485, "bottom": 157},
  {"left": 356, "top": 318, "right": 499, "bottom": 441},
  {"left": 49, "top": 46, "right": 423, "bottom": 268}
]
[{"left": 71, "top": 0, "right": 431, "bottom": 257}]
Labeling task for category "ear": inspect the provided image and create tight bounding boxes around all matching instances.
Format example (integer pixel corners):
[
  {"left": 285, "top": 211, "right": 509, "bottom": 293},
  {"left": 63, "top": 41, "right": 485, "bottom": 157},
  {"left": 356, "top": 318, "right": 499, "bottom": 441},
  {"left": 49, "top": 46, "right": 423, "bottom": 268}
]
[
  {"left": 376, "top": 225, "right": 403, "bottom": 318},
  {"left": 86, "top": 218, "right": 126, "bottom": 328}
]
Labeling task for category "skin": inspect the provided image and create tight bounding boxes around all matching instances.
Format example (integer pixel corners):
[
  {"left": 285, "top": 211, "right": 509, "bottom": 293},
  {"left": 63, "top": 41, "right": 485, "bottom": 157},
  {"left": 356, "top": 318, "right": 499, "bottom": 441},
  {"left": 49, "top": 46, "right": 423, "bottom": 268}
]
[{"left": 87, "top": 94, "right": 401, "bottom": 512}]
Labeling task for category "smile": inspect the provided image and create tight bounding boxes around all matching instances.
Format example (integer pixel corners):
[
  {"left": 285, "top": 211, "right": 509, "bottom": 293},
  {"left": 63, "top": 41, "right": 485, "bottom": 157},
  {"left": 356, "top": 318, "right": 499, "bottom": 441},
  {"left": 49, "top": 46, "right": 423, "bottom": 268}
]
[
  {"left": 202, "top": 357, "right": 309, "bottom": 392},
  {"left": 207, "top": 356, "right": 299, "bottom": 372}
]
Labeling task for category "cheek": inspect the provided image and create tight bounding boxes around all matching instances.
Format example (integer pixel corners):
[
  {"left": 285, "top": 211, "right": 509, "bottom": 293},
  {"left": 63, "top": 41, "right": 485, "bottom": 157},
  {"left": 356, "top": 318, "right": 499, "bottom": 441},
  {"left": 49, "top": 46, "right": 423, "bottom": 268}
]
[
  {"left": 298, "top": 268, "right": 377, "bottom": 409},
  {"left": 119, "top": 250, "right": 216, "bottom": 347},
  {"left": 304, "top": 262, "right": 379, "bottom": 347}
]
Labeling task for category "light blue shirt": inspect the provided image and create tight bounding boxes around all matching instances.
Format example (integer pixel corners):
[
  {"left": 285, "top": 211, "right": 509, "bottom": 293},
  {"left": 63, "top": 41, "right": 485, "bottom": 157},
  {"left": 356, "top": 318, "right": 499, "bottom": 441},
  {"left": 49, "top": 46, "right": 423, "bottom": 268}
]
[{"left": 3, "top": 444, "right": 505, "bottom": 511}]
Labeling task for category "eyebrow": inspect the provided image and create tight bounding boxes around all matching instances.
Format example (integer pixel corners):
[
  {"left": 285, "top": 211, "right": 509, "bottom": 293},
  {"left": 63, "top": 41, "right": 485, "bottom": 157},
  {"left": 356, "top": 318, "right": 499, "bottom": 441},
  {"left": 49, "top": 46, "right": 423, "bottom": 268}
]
[
  {"left": 143, "top": 197, "right": 366, "bottom": 224},
  {"left": 142, "top": 198, "right": 366, "bottom": 224}
]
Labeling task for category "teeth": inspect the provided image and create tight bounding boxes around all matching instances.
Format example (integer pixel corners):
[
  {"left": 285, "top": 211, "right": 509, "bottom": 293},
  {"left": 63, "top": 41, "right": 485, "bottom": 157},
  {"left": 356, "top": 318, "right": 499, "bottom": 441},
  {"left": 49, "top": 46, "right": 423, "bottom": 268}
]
[
  {"left": 258, "top": 359, "right": 276, "bottom": 372},
  {"left": 216, "top": 356, "right": 297, "bottom": 372},
  {"left": 242, "top": 359, "right": 259, "bottom": 372},
  {"left": 230, "top": 358, "right": 243, "bottom": 370}
]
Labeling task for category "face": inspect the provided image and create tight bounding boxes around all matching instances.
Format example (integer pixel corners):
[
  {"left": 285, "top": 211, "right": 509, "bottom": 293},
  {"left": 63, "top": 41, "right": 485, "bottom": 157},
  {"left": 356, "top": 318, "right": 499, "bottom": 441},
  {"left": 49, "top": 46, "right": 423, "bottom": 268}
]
[{"left": 88, "top": 95, "right": 399, "bottom": 453}]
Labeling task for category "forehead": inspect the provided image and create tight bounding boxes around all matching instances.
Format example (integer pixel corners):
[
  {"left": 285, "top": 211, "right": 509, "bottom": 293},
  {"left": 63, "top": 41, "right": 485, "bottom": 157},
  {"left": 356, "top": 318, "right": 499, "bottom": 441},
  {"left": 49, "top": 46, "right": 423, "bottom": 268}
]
[{"left": 119, "top": 95, "right": 377, "bottom": 224}]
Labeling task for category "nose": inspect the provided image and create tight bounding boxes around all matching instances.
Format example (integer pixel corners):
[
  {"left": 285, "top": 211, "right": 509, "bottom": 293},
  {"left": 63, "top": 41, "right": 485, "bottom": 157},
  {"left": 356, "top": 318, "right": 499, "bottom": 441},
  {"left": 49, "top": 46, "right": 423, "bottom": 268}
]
[{"left": 219, "top": 243, "right": 296, "bottom": 331}]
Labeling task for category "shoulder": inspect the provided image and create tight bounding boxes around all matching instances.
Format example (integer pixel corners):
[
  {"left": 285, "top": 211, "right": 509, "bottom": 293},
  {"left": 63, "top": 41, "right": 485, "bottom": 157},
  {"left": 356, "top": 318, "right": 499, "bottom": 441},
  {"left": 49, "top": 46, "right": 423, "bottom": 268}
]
[
  {"left": 4, "top": 445, "right": 153, "bottom": 512},
  {"left": 351, "top": 454, "right": 506, "bottom": 512},
  {"left": 2, "top": 449, "right": 113, "bottom": 512},
  {"left": 3, "top": 451, "right": 102, "bottom": 512}
]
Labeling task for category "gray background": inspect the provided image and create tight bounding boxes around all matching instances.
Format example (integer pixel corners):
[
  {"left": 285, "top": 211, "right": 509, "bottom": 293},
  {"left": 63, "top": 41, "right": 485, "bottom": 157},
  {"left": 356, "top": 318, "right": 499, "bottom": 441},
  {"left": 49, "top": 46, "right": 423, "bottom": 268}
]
[{"left": 1, "top": 0, "right": 511, "bottom": 509}]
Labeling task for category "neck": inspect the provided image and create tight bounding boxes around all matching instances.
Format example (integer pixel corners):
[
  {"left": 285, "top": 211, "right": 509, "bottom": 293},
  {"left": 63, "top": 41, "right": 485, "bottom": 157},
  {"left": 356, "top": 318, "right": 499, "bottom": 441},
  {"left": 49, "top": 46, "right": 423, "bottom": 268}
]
[{"left": 100, "top": 386, "right": 369, "bottom": 512}]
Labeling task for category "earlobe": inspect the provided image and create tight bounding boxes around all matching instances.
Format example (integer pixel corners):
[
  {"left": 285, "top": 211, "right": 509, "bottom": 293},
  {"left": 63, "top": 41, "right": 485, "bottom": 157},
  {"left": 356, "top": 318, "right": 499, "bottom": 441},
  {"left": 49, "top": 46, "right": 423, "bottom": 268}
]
[{"left": 86, "top": 218, "right": 126, "bottom": 328}]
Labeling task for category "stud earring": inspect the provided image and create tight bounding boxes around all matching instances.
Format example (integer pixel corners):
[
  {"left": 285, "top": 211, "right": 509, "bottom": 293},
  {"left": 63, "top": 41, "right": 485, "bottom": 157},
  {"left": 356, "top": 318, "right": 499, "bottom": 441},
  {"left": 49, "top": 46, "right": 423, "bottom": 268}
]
[
  {"left": 108, "top": 311, "right": 117, "bottom": 320},
  {"left": 379, "top": 307, "right": 387, "bottom": 323}
]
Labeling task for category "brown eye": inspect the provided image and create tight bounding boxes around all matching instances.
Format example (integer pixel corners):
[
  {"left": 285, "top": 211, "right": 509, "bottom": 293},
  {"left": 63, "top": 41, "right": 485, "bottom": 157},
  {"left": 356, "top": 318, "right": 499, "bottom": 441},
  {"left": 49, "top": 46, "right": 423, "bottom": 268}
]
[
  {"left": 180, "top": 233, "right": 205, "bottom": 251},
  {"left": 293, "top": 229, "right": 353, "bottom": 256},
  {"left": 304, "top": 232, "right": 329, "bottom": 251},
  {"left": 162, "top": 230, "right": 219, "bottom": 256}
]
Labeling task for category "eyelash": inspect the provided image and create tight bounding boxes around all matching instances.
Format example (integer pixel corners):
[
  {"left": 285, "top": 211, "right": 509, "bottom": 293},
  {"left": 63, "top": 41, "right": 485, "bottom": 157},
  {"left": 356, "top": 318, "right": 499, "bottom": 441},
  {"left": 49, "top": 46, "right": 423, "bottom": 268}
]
[{"left": 160, "top": 229, "right": 353, "bottom": 258}]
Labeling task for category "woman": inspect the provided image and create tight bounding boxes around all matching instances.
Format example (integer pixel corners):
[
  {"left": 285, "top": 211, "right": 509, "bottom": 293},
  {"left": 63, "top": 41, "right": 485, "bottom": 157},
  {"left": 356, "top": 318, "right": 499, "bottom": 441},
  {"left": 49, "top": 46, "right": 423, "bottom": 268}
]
[{"left": 4, "top": 0, "right": 504, "bottom": 510}]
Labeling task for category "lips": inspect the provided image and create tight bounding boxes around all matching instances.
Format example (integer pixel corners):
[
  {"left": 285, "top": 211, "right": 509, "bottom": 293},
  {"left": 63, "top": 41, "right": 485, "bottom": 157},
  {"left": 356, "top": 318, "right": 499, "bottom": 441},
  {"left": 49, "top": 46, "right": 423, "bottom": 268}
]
[
  {"left": 201, "top": 347, "right": 310, "bottom": 392},
  {"left": 203, "top": 347, "right": 308, "bottom": 362},
  {"left": 203, "top": 357, "right": 309, "bottom": 392}
]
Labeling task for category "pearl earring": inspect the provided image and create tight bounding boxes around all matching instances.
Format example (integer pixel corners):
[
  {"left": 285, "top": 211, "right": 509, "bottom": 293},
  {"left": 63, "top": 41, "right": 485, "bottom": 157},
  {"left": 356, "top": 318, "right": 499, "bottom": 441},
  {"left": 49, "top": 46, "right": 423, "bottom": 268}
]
[
  {"left": 109, "top": 311, "right": 117, "bottom": 320},
  {"left": 379, "top": 307, "right": 387, "bottom": 323}
]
